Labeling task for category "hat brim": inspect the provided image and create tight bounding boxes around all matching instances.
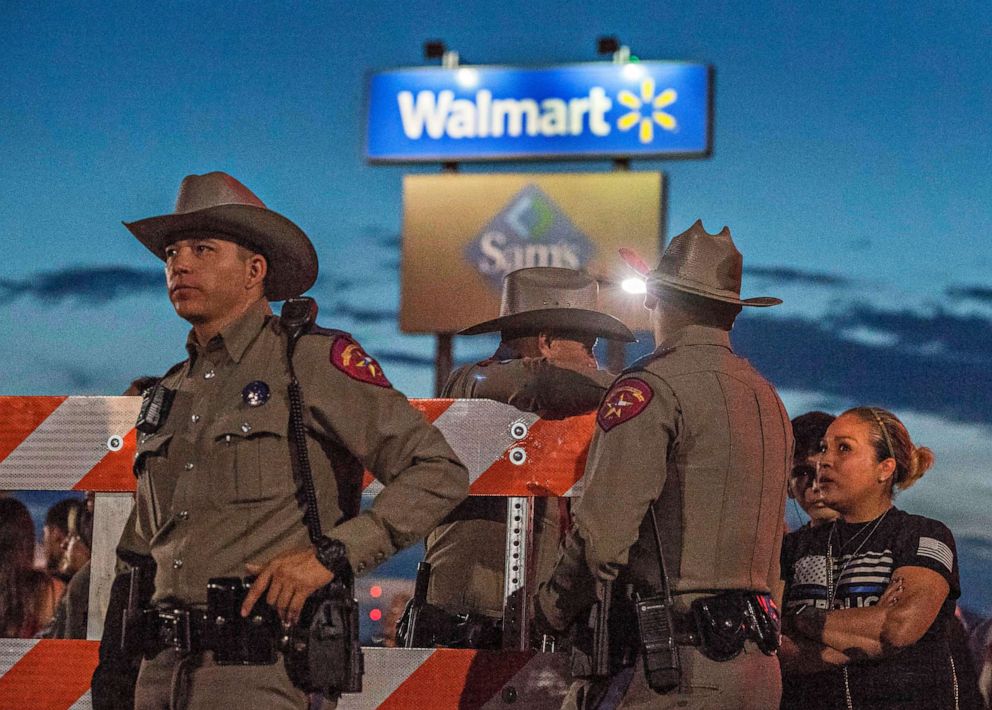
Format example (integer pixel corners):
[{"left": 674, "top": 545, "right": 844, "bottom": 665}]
[
  {"left": 622, "top": 246, "right": 781, "bottom": 307},
  {"left": 647, "top": 274, "right": 781, "bottom": 307},
  {"left": 459, "top": 308, "right": 636, "bottom": 341},
  {"left": 124, "top": 203, "right": 318, "bottom": 302}
]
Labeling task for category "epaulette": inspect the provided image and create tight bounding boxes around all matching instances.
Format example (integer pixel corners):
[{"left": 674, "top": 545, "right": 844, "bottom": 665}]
[
  {"left": 621, "top": 346, "right": 676, "bottom": 375},
  {"left": 303, "top": 324, "right": 351, "bottom": 339},
  {"left": 160, "top": 360, "right": 187, "bottom": 380}
]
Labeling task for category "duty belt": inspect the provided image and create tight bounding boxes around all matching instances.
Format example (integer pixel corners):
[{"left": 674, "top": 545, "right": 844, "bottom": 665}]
[
  {"left": 148, "top": 607, "right": 208, "bottom": 654},
  {"left": 145, "top": 605, "right": 280, "bottom": 663}
]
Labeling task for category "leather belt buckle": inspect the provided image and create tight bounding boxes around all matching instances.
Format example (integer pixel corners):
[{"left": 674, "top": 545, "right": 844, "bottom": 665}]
[{"left": 157, "top": 608, "right": 193, "bottom": 653}]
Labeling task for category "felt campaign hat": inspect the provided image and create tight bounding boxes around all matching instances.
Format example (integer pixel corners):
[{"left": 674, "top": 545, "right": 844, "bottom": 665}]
[
  {"left": 459, "top": 267, "right": 635, "bottom": 341},
  {"left": 124, "top": 171, "right": 317, "bottom": 301},
  {"left": 621, "top": 219, "right": 781, "bottom": 307}
]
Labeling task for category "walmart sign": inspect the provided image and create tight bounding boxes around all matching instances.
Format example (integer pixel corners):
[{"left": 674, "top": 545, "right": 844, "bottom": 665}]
[{"left": 366, "top": 62, "right": 711, "bottom": 162}]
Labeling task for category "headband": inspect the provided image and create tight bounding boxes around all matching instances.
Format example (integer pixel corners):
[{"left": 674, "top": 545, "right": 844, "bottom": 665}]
[{"left": 868, "top": 408, "right": 896, "bottom": 460}]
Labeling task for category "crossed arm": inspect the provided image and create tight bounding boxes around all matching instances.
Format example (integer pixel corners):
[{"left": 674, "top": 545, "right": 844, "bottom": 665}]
[{"left": 781, "top": 565, "right": 949, "bottom": 673}]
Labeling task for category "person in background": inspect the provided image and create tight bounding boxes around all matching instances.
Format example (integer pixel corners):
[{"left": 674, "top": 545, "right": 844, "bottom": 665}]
[
  {"left": 973, "top": 617, "right": 992, "bottom": 707},
  {"left": 787, "top": 412, "right": 839, "bottom": 529},
  {"left": 43, "top": 497, "right": 85, "bottom": 585},
  {"left": 780, "top": 406, "right": 983, "bottom": 709},
  {"left": 45, "top": 496, "right": 94, "bottom": 639},
  {"left": 0, "top": 497, "right": 59, "bottom": 637}
]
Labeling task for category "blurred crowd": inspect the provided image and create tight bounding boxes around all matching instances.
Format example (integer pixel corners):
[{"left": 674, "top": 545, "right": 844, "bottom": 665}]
[{"left": 0, "top": 492, "right": 94, "bottom": 639}]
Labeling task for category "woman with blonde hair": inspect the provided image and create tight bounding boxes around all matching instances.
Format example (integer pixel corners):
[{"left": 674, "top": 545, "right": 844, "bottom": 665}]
[{"left": 779, "top": 407, "right": 978, "bottom": 709}]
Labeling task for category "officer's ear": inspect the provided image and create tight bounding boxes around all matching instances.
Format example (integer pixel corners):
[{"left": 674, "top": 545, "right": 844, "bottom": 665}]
[
  {"left": 245, "top": 252, "right": 267, "bottom": 291},
  {"left": 537, "top": 332, "right": 555, "bottom": 357}
]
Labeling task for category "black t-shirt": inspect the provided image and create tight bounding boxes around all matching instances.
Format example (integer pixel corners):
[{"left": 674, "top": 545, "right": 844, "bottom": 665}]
[{"left": 780, "top": 507, "right": 965, "bottom": 709}]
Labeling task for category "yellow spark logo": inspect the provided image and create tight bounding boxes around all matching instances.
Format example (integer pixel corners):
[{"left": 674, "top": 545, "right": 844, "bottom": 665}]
[{"left": 617, "top": 78, "right": 677, "bottom": 144}]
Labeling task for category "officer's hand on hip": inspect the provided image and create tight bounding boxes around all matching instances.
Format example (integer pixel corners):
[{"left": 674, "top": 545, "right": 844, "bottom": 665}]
[{"left": 241, "top": 548, "right": 334, "bottom": 625}]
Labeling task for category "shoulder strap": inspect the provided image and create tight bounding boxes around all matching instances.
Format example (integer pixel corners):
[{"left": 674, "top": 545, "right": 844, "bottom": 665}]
[{"left": 281, "top": 297, "right": 324, "bottom": 544}]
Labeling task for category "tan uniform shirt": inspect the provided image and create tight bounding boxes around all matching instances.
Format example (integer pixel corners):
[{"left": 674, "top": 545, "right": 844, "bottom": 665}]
[
  {"left": 425, "top": 349, "right": 613, "bottom": 618},
  {"left": 539, "top": 325, "right": 792, "bottom": 628},
  {"left": 131, "top": 300, "right": 468, "bottom": 606}
]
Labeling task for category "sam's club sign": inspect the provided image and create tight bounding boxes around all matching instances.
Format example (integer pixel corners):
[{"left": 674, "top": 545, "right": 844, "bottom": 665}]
[{"left": 366, "top": 62, "right": 711, "bottom": 162}]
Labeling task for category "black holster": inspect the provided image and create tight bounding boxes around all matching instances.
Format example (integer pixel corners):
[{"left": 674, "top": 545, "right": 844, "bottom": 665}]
[
  {"left": 570, "top": 581, "right": 639, "bottom": 680},
  {"left": 282, "top": 581, "right": 363, "bottom": 698},
  {"left": 690, "top": 590, "right": 780, "bottom": 661},
  {"left": 93, "top": 562, "right": 154, "bottom": 710},
  {"left": 119, "top": 565, "right": 156, "bottom": 659}
]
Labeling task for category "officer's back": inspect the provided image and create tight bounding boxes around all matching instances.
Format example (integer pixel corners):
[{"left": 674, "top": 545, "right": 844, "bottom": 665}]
[{"left": 622, "top": 329, "right": 789, "bottom": 603}]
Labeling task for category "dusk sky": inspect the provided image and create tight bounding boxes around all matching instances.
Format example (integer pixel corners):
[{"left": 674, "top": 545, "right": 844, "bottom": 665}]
[{"left": 2, "top": 2, "right": 990, "bottom": 615}]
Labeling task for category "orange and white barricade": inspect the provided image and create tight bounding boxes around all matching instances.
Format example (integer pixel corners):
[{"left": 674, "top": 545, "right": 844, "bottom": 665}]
[{"left": 0, "top": 396, "right": 596, "bottom": 709}]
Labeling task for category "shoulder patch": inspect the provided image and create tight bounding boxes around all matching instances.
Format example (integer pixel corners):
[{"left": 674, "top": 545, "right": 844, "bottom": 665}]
[
  {"left": 330, "top": 336, "right": 392, "bottom": 388},
  {"left": 597, "top": 377, "right": 654, "bottom": 431}
]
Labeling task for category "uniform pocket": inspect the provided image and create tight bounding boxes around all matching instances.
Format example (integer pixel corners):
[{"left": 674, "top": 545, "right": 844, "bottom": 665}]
[
  {"left": 134, "top": 432, "right": 173, "bottom": 478},
  {"left": 133, "top": 432, "right": 174, "bottom": 534},
  {"left": 209, "top": 404, "right": 294, "bottom": 505}
]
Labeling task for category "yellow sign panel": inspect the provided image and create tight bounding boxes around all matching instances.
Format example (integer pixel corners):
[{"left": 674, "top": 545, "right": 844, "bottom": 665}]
[{"left": 400, "top": 172, "right": 662, "bottom": 334}]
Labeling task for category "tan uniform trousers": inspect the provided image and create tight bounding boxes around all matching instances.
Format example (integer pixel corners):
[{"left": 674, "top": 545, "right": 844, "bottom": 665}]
[
  {"left": 563, "top": 642, "right": 781, "bottom": 710},
  {"left": 135, "top": 648, "right": 312, "bottom": 710}
]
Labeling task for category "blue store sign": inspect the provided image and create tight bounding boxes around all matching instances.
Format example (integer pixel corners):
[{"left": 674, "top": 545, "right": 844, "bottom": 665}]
[{"left": 366, "top": 62, "right": 712, "bottom": 162}]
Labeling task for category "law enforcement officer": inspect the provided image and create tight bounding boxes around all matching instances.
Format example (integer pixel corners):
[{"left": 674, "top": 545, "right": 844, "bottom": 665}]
[
  {"left": 118, "top": 172, "right": 469, "bottom": 709},
  {"left": 537, "top": 221, "right": 792, "bottom": 709},
  {"left": 419, "top": 267, "right": 634, "bottom": 648}
]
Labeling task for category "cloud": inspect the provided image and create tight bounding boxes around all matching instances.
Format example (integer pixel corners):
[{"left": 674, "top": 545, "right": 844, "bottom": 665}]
[
  {"left": 946, "top": 285, "right": 992, "bottom": 304},
  {"left": 0, "top": 266, "right": 163, "bottom": 304},
  {"left": 373, "top": 350, "right": 436, "bottom": 367},
  {"left": 373, "top": 233, "right": 402, "bottom": 250},
  {"left": 734, "top": 305, "right": 992, "bottom": 424},
  {"left": 744, "top": 266, "right": 852, "bottom": 287},
  {"left": 832, "top": 306, "right": 992, "bottom": 363},
  {"left": 331, "top": 302, "right": 397, "bottom": 325}
]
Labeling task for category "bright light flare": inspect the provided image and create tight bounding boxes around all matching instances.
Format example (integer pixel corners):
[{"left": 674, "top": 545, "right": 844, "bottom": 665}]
[
  {"left": 456, "top": 68, "right": 479, "bottom": 88},
  {"left": 621, "top": 277, "right": 647, "bottom": 295},
  {"left": 622, "top": 63, "right": 645, "bottom": 81}
]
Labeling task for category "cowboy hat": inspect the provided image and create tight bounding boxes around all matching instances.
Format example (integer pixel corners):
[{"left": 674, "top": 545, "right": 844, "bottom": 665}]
[
  {"left": 620, "top": 220, "right": 781, "bottom": 307},
  {"left": 459, "top": 267, "right": 635, "bottom": 341},
  {"left": 124, "top": 172, "right": 317, "bottom": 301}
]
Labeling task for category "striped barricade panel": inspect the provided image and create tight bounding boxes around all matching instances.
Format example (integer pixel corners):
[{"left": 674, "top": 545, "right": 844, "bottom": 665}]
[
  {"left": 0, "top": 643, "right": 569, "bottom": 710},
  {"left": 0, "top": 396, "right": 140, "bottom": 491},
  {"left": 0, "top": 397, "right": 595, "bottom": 496},
  {"left": 0, "top": 640, "right": 97, "bottom": 710},
  {"left": 339, "top": 648, "right": 570, "bottom": 709},
  {"left": 0, "top": 396, "right": 596, "bottom": 707}
]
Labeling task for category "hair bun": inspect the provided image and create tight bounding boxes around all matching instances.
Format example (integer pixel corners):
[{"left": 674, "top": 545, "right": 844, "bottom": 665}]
[{"left": 899, "top": 445, "right": 935, "bottom": 490}]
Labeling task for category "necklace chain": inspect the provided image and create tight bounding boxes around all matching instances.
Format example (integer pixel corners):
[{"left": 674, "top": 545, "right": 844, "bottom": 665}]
[
  {"left": 826, "top": 507, "right": 891, "bottom": 607},
  {"left": 826, "top": 507, "right": 892, "bottom": 710}
]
